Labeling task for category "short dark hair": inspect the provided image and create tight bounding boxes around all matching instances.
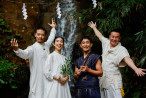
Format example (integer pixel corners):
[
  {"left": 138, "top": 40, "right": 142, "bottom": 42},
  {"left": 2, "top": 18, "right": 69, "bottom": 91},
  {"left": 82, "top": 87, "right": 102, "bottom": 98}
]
[
  {"left": 110, "top": 29, "right": 121, "bottom": 36},
  {"left": 80, "top": 36, "right": 93, "bottom": 44},
  {"left": 53, "top": 36, "right": 64, "bottom": 44},
  {"left": 36, "top": 27, "right": 47, "bottom": 35}
]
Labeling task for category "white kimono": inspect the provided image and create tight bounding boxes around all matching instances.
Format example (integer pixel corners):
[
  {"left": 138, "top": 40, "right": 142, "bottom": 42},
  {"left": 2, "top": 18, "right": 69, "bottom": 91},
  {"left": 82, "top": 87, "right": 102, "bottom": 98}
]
[
  {"left": 14, "top": 28, "right": 56, "bottom": 98},
  {"left": 43, "top": 51, "right": 71, "bottom": 98}
]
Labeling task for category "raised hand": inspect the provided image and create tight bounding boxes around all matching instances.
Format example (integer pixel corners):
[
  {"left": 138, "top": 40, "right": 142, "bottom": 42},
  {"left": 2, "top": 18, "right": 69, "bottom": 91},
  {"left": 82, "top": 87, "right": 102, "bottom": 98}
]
[
  {"left": 10, "top": 38, "right": 19, "bottom": 51},
  {"left": 87, "top": 21, "right": 103, "bottom": 41},
  {"left": 48, "top": 18, "right": 56, "bottom": 28},
  {"left": 88, "top": 21, "right": 96, "bottom": 29}
]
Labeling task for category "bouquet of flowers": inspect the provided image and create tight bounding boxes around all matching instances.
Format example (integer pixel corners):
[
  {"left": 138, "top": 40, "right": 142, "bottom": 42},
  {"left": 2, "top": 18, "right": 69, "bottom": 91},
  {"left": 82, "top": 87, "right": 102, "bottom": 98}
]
[{"left": 61, "top": 58, "right": 74, "bottom": 76}]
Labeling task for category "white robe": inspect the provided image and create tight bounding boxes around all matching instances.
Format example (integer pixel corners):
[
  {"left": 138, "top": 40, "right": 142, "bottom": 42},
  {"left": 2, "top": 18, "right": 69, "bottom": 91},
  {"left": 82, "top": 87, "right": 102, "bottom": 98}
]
[
  {"left": 14, "top": 28, "right": 56, "bottom": 98},
  {"left": 43, "top": 51, "right": 71, "bottom": 98}
]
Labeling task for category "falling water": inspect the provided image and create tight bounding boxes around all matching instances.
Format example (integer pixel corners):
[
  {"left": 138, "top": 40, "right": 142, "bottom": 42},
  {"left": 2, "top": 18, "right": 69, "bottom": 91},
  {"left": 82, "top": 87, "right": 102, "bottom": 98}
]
[
  {"left": 56, "top": 1, "right": 77, "bottom": 97},
  {"left": 56, "top": 0, "right": 77, "bottom": 58}
]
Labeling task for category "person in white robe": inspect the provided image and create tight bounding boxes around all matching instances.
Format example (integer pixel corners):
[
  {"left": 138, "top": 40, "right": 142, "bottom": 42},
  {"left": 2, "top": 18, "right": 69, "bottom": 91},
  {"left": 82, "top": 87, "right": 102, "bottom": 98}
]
[
  {"left": 10, "top": 18, "right": 56, "bottom": 98},
  {"left": 43, "top": 36, "right": 71, "bottom": 98},
  {"left": 88, "top": 21, "right": 146, "bottom": 98}
]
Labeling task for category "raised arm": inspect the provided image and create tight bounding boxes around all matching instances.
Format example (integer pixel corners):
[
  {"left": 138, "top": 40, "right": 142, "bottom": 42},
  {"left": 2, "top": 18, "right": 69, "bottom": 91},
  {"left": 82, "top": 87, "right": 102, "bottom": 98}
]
[
  {"left": 45, "top": 18, "right": 56, "bottom": 47},
  {"left": 11, "top": 38, "right": 33, "bottom": 59},
  {"left": 80, "top": 59, "right": 103, "bottom": 77},
  {"left": 123, "top": 56, "right": 146, "bottom": 77},
  {"left": 88, "top": 21, "right": 103, "bottom": 41}
]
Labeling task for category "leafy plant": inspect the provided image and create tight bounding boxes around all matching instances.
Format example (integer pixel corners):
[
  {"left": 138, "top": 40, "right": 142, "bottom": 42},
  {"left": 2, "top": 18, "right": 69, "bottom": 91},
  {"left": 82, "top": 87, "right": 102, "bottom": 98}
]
[
  {"left": 0, "top": 56, "right": 18, "bottom": 88},
  {"left": 0, "top": 13, "right": 29, "bottom": 96},
  {"left": 61, "top": 58, "right": 74, "bottom": 76}
]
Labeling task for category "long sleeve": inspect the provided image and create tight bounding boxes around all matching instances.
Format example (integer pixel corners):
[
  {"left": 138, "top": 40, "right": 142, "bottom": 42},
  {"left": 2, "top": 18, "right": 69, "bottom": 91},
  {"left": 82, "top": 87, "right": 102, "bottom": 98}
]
[
  {"left": 14, "top": 46, "right": 33, "bottom": 59},
  {"left": 43, "top": 54, "right": 54, "bottom": 81},
  {"left": 45, "top": 28, "right": 56, "bottom": 47}
]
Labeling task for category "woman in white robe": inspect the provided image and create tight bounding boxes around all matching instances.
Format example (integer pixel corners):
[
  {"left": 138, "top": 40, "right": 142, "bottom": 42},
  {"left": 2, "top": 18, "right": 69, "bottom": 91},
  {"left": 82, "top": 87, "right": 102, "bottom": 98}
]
[{"left": 43, "top": 36, "right": 71, "bottom": 98}]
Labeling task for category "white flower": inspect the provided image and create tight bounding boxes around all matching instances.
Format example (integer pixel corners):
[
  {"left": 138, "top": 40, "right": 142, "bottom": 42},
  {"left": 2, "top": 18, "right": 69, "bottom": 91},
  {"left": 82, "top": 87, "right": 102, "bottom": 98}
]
[
  {"left": 56, "top": 2, "right": 61, "bottom": 18},
  {"left": 22, "top": 3, "right": 28, "bottom": 20}
]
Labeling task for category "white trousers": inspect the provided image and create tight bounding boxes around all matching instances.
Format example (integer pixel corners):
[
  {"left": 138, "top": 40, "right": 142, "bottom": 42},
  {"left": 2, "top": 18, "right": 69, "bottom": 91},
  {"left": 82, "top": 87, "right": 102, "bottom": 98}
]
[{"left": 100, "top": 84, "right": 122, "bottom": 98}]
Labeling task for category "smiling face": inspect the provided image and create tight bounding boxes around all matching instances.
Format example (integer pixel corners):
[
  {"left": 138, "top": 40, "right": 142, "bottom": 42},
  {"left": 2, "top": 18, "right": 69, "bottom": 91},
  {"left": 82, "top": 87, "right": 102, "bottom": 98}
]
[
  {"left": 53, "top": 37, "right": 64, "bottom": 51},
  {"left": 34, "top": 29, "right": 46, "bottom": 43},
  {"left": 80, "top": 38, "right": 93, "bottom": 52},
  {"left": 109, "top": 32, "right": 121, "bottom": 47}
]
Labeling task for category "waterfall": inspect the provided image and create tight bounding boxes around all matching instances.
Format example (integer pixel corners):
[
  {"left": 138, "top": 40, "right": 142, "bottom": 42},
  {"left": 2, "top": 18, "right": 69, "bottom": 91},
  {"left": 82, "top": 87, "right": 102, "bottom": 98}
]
[
  {"left": 56, "top": 1, "right": 77, "bottom": 97},
  {"left": 56, "top": 0, "right": 77, "bottom": 58}
]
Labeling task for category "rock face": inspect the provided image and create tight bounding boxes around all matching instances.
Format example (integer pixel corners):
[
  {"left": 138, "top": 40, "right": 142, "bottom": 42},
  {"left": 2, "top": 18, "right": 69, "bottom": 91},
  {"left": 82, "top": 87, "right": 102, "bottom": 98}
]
[
  {"left": 0, "top": 0, "right": 61, "bottom": 47},
  {"left": 0, "top": 0, "right": 64, "bottom": 69},
  {"left": 38, "top": 0, "right": 61, "bottom": 37}
]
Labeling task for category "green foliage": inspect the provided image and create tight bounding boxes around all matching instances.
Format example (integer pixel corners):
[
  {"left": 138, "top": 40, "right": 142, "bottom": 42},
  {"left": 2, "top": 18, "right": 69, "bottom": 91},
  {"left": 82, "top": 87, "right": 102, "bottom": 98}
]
[
  {"left": 0, "top": 17, "right": 15, "bottom": 55},
  {"left": 134, "top": 30, "right": 146, "bottom": 67},
  {"left": 132, "top": 91, "right": 141, "bottom": 98},
  {"left": 0, "top": 56, "right": 18, "bottom": 88},
  {"left": 61, "top": 58, "right": 74, "bottom": 76},
  {"left": 0, "top": 13, "right": 29, "bottom": 93},
  {"left": 79, "top": 0, "right": 145, "bottom": 33}
]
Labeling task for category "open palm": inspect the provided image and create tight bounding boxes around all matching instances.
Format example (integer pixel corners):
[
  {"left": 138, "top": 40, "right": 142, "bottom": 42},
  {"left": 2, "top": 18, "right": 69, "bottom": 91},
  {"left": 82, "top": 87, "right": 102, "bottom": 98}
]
[{"left": 48, "top": 18, "right": 56, "bottom": 28}]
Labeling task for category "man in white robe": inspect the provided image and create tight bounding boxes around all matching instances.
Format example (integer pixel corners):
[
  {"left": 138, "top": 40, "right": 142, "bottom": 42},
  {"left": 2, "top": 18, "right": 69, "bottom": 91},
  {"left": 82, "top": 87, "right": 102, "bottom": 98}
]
[
  {"left": 88, "top": 21, "right": 146, "bottom": 98},
  {"left": 10, "top": 19, "right": 56, "bottom": 98}
]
